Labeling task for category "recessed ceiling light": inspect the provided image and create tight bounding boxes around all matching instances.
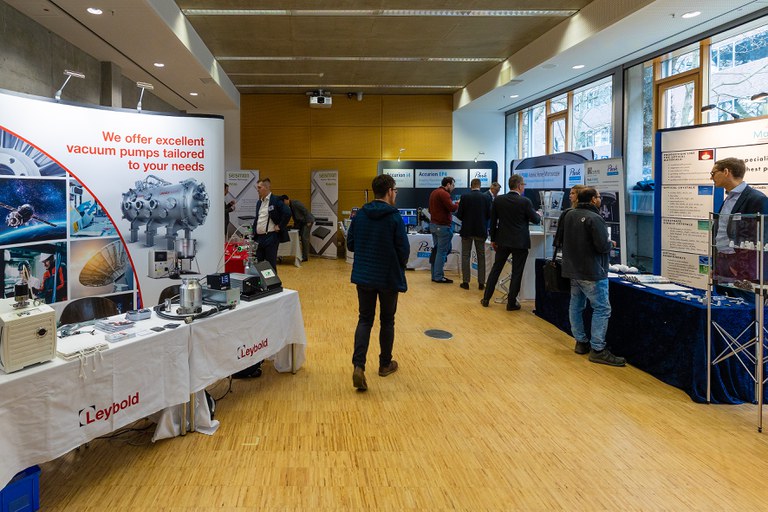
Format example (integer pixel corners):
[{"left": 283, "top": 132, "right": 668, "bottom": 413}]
[
  {"left": 153, "top": 62, "right": 165, "bottom": 68},
  {"left": 572, "top": 64, "right": 585, "bottom": 69},
  {"left": 86, "top": 7, "right": 103, "bottom": 15},
  {"left": 509, "top": 95, "right": 519, "bottom": 99},
  {"left": 681, "top": 11, "right": 701, "bottom": 19},
  {"left": 189, "top": 92, "right": 199, "bottom": 96},
  {"left": 183, "top": 9, "right": 577, "bottom": 17}
]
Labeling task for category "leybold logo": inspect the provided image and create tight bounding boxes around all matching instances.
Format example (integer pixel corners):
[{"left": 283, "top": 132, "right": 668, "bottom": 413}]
[
  {"left": 79, "top": 392, "right": 140, "bottom": 426},
  {"left": 238, "top": 338, "right": 269, "bottom": 360}
]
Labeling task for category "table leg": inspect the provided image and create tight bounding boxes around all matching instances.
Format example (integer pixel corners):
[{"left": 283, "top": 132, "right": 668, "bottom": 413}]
[
  {"left": 190, "top": 392, "right": 196, "bottom": 433},
  {"left": 291, "top": 343, "right": 296, "bottom": 374},
  {"left": 180, "top": 402, "right": 187, "bottom": 436}
]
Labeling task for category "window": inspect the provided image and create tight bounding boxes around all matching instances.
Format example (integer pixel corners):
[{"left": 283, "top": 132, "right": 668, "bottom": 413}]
[
  {"left": 659, "top": 46, "right": 699, "bottom": 79},
  {"left": 572, "top": 77, "right": 613, "bottom": 159},
  {"left": 520, "top": 103, "right": 546, "bottom": 158}
]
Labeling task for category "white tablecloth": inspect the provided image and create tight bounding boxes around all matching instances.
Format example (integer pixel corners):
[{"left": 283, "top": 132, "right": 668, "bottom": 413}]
[
  {"left": 278, "top": 229, "right": 302, "bottom": 268},
  {"left": 405, "top": 233, "right": 462, "bottom": 271},
  {"left": 0, "top": 314, "right": 190, "bottom": 489}
]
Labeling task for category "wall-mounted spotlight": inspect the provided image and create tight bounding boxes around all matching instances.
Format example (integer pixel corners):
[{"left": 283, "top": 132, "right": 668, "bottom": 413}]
[
  {"left": 751, "top": 92, "right": 768, "bottom": 102},
  {"left": 398, "top": 148, "right": 406, "bottom": 162},
  {"left": 54, "top": 70, "right": 85, "bottom": 102},
  {"left": 474, "top": 151, "right": 485, "bottom": 162},
  {"left": 701, "top": 104, "right": 740, "bottom": 119},
  {"left": 136, "top": 81, "right": 154, "bottom": 113}
]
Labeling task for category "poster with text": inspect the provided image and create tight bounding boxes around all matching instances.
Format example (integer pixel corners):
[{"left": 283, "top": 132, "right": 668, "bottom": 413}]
[
  {"left": 310, "top": 170, "right": 338, "bottom": 259},
  {"left": 584, "top": 158, "right": 626, "bottom": 265},
  {"left": 660, "top": 249, "right": 709, "bottom": 289},
  {"left": 225, "top": 169, "right": 259, "bottom": 235},
  {"left": 0, "top": 90, "right": 224, "bottom": 311}
]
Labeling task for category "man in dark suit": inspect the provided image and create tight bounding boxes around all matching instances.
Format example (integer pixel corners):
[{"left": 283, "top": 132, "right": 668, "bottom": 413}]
[
  {"left": 252, "top": 178, "right": 291, "bottom": 273},
  {"left": 711, "top": 157, "right": 768, "bottom": 281},
  {"left": 456, "top": 178, "right": 492, "bottom": 290},
  {"left": 480, "top": 174, "right": 540, "bottom": 310}
]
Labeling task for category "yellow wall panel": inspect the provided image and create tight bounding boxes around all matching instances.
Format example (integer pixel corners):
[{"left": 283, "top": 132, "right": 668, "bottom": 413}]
[
  {"left": 311, "top": 127, "right": 381, "bottom": 159},
  {"left": 382, "top": 127, "right": 452, "bottom": 160},
  {"left": 240, "top": 94, "right": 309, "bottom": 126},
  {"left": 310, "top": 95, "right": 382, "bottom": 126},
  {"left": 311, "top": 159, "right": 380, "bottom": 191},
  {"left": 382, "top": 95, "right": 453, "bottom": 127},
  {"left": 237, "top": 158, "right": 311, "bottom": 190},
  {"left": 241, "top": 126, "right": 311, "bottom": 159}
]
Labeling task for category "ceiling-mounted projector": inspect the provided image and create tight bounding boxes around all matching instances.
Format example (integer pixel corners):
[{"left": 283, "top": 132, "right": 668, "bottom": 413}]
[{"left": 310, "top": 95, "right": 332, "bottom": 108}]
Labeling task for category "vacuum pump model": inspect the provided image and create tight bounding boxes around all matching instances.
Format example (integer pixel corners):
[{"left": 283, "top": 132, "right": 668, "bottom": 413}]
[{"left": 121, "top": 175, "right": 209, "bottom": 249}]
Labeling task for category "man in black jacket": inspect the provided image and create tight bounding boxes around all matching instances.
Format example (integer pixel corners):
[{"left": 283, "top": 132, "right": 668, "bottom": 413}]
[
  {"left": 281, "top": 195, "right": 315, "bottom": 262},
  {"left": 480, "top": 174, "right": 540, "bottom": 310},
  {"left": 561, "top": 187, "right": 624, "bottom": 366},
  {"left": 456, "top": 178, "right": 491, "bottom": 290},
  {"left": 252, "top": 178, "right": 291, "bottom": 273}
]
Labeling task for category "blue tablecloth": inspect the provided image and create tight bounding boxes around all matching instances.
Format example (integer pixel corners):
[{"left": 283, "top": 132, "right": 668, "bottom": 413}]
[{"left": 534, "top": 259, "right": 758, "bottom": 404}]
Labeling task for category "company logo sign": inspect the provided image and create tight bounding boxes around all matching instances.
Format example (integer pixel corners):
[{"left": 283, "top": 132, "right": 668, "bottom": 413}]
[
  {"left": 606, "top": 164, "right": 619, "bottom": 176},
  {"left": 238, "top": 338, "right": 269, "bottom": 360},
  {"left": 79, "top": 392, "right": 140, "bottom": 426},
  {"left": 417, "top": 240, "right": 432, "bottom": 258}
]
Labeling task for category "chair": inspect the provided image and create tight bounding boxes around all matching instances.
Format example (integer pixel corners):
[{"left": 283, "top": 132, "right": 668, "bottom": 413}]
[
  {"left": 58, "top": 297, "right": 119, "bottom": 326},
  {"left": 157, "top": 285, "right": 180, "bottom": 305}
]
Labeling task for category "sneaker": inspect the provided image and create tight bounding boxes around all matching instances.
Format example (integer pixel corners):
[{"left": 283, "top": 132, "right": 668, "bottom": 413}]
[
  {"left": 478, "top": 283, "right": 485, "bottom": 290},
  {"left": 460, "top": 282, "right": 470, "bottom": 290},
  {"left": 379, "top": 360, "right": 398, "bottom": 377},
  {"left": 588, "top": 349, "right": 626, "bottom": 367},
  {"left": 480, "top": 298, "right": 489, "bottom": 307},
  {"left": 574, "top": 341, "right": 590, "bottom": 355},
  {"left": 353, "top": 366, "right": 368, "bottom": 390}
]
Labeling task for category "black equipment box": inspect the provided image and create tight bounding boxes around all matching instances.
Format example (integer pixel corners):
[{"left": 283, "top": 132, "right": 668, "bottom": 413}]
[
  {"left": 230, "top": 262, "right": 283, "bottom": 301},
  {"left": 206, "top": 272, "right": 231, "bottom": 290}
]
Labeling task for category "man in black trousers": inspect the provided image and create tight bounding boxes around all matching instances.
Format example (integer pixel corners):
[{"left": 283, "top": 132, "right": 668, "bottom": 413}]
[
  {"left": 480, "top": 174, "right": 540, "bottom": 310},
  {"left": 456, "top": 178, "right": 491, "bottom": 290},
  {"left": 252, "top": 178, "right": 291, "bottom": 273}
]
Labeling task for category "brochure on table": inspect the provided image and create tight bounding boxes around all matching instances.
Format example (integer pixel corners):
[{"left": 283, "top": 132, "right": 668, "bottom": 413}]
[
  {"left": 0, "top": 90, "right": 224, "bottom": 313},
  {"left": 656, "top": 118, "right": 768, "bottom": 289}
]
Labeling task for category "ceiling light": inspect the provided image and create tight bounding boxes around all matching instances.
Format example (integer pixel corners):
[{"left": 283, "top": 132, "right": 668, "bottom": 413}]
[
  {"left": 572, "top": 64, "right": 585, "bottom": 69},
  {"left": 681, "top": 11, "right": 701, "bottom": 19},
  {"left": 509, "top": 95, "right": 519, "bottom": 99},
  {"left": 217, "top": 56, "right": 502, "bottom": 63},
  {"left": 751, "top": 92, "right": 768, "bottom": 101},
  {"left": 183, "top": 9, "right": 577, "bottom": 17},
  {"left": 189, "top": 92, "right": 199, "bottom": 96},
  {"left": 153, "top": 62, "right": 165, "bottom": 68},
  {"left": 236, "top": 84, "right": 459, "bottom": 89},
  {"left": 86, "top": 7, "right": 103, "bottom": 15}
]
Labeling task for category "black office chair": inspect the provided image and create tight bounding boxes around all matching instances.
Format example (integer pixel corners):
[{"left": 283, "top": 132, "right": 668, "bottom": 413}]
[
  {"left": 58, "top": 296, "right": 119, "bottom": 326},
  {"left": 157, "top": 284, "right": 180, "bottom": 305}
]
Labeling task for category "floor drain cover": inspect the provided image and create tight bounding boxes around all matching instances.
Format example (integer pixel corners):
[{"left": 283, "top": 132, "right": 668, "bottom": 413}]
[{"left": 424, "top": 329, "right": 453, "bottom": 340}]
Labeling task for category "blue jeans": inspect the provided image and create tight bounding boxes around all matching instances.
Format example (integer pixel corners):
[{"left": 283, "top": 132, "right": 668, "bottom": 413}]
[
  {"left": 430, "top": 224, "right": 453, "bottom": 281},
  {"left": 569, "top": 278, "right": 611, "bottom": 351}
]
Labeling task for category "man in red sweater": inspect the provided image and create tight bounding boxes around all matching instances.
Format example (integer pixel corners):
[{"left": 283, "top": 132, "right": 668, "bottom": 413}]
[{"left": 428, "top": 176, "right": 458, "bottom": 283}]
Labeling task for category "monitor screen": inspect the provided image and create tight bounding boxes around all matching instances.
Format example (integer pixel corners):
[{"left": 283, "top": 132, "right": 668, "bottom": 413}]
[{"left": 398, "top": 209, "right": 417, "bottom": 226}]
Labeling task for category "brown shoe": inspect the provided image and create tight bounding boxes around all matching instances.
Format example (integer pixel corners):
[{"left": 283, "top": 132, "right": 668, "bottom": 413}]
[
  {"left": 353, "top": 366, "right": 367, "bottom": 391},
  {"left": 378, "top": 360, "right": 399, "bottom": 377}
]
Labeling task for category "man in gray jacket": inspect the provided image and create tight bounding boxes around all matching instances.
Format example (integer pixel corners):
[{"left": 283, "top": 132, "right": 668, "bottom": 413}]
[
  {"left": 282, "top": 195, "right": 315, "bottom": 262},
  {"left": 560, "top": 187, "right": 625, "bottom": 366}
]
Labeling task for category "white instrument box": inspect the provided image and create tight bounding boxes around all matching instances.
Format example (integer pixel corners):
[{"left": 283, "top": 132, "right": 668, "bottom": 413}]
[{"left": 0, "top": 298, "right": 57, "bottom": 373}]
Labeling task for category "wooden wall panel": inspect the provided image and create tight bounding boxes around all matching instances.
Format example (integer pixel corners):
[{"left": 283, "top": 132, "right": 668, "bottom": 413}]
[
  {"left": 382, "top": 95, "right": 453, "bottom": 126},
  {"left": 241, "top": 126, "right": 311, "bottom": 159},
  {"left": 310, "top": 127, "right": 381, "bottom": 159},
  {"left": 237, "top": 158, "right": 311, "bottom": 190},
  {"left": 310, "top": 95, "right": 382, "bottom": 126},
  {"left": 240, "top": 95, "right": 309, "bottom": 127},
  {"left": 382, "top": 127, "right": 452, "bottom": 159},
  {"left": 311, "top": 158, "right": 380, "bottom": 192}
]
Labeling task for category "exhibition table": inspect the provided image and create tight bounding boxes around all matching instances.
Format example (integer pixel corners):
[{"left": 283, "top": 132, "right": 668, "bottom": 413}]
[
  {"left": 534, "top": 260, "right": 757, "bottom": 404},
  {"left": 277, "top": 229, "right": 302, "bottom": 267},
  {"left": 405, "top": 233, "right": 462, "bottom": 271},
  {"left": 0, "top": 315, "right": 191, "bottom": 489}
]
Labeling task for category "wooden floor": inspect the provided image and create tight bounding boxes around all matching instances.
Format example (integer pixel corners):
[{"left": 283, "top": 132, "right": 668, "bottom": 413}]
[{"left": 40, "top": 257, "right": 768, "bottom": 511}]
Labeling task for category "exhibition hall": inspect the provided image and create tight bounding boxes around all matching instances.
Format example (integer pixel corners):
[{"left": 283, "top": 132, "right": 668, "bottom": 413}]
[{"left": 2, "top": 0, "right": 768, "bottom": 510}]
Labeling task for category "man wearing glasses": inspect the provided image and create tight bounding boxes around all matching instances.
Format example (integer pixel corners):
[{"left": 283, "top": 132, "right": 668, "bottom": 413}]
[
  {"left": 711, "top": 157, "right": 768, "bottom": 281},
  {"left": 560, "top": 187, "right": 624, "bottom": 366},
  {"left": 347, "top": 174, "right": 409, "bottom": 391},
  {"left": 481, "top": 174, "right": 540, "bottom": 310}
]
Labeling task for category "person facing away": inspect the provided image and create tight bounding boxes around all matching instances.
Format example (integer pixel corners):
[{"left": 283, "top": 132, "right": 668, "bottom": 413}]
[
  {"left": 428, "top": 176, "right": 458, "bottom": 283},
  {"left": 710, "top": 157, "right": 768, "bottom": 281},
  {"left": 560, "top": 187, "right": 625, "bottom": 366},
  {"left": 480, "top": 174, "right": 540, "bottom": 310},
  {"left": 346, "top": 174, "right": 409, "bottom": 391},
  {"left": 281, "top": 194, "right": 315, "bottom": 262},
  {"left": 456, "top": 178, "right": 492, "bottom": 290},
  {"left": 251, "top": 178, "right": 291, "bottom": 274}
]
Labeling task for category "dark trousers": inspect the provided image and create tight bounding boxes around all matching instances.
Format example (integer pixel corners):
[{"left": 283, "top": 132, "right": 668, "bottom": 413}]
[
  {"left": 255, "top": 232, "right": 280, "bottom": 273},
  {"left": 483, "top": 246, "right": 528, "bottom": 305},
  {"left": 352, "top": 285, "right": 399, "bottom": 371},
  {"left": 296, "top": 222, "right": 312, "bottom": 261}
]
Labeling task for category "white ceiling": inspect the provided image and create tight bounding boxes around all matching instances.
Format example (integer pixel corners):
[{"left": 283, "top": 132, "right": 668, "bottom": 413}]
[{"left": 5, "top": 0, "right": 768, "bottom": 115}]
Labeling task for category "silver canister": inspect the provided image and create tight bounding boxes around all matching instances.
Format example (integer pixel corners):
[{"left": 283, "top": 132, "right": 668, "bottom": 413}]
[
  {"left": 178, "top": 277, "right": 202, "bottom": 314},
  {"left": 175, "top": 238, "right": 197, "bottom": 259}
]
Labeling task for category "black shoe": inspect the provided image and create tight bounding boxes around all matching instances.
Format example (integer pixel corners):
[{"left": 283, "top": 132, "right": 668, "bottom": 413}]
[
  {"left": 589, "top": 349, "right": 626, "bottom": 367},
  {"left": 478, "top": 284, "right": 485, "bottom": 290},
  {"left": 432, "top": 277, "right": 453, "bottom": 284},
  {"left": 506, "top": 303, "right": 521, "bottom": 311},
  {"left": 460, "top": 282, "right": 469, "bottom": 290},
  {"left": 353, "top": 366, "right": 368, "bottom": 391},
  {"left": 574, "top": 341, "right": 590, "bottom": 355},
  {"left": 480, "top": 298, "right": 489, "bottom": 307}
]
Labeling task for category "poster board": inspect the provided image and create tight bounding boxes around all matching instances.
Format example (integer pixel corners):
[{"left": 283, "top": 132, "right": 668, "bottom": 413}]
[
  {"left": 0, "top": 89, "right": 224, "bottom": 312},
  {"left": 310, "top": 170, "right": 338, "bottom": 259},
  {"left": 656, "top": 118, "right": 768, "bottom": 289}
]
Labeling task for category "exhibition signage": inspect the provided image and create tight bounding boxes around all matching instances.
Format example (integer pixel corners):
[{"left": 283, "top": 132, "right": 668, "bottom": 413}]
[
  {"left": 584, "top": 157, "right": 627, "bottom": 266},
  {"left": 657, "top": 118, "right": 768, "bottom": 289},
  {"left": 310, "top": 170, "right": 338, "bottom": 259},
  {"left": 0, "top": 90, "right": 224, "bottom": 310},
  {"left": 225, "top": 169, "right": 260, "bottom": 235},
  {"left": 383, "top": 168, "right": 414, "bottom": 188}
]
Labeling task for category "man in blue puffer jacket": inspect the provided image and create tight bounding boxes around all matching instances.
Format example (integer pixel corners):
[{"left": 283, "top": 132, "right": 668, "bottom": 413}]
[{"left": 347, "top": 174, "right": 410, "bottom": 391}]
